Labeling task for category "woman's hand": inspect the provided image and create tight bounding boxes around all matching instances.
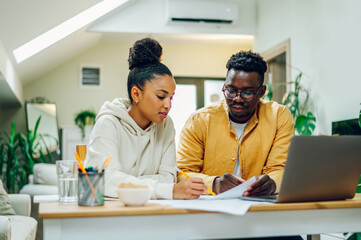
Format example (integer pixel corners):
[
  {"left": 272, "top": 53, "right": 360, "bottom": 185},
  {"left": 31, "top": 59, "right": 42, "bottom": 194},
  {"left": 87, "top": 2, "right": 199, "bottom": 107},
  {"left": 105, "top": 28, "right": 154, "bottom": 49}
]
[{"left": 173, "top": 177, "right": 206, "bottom": 199}]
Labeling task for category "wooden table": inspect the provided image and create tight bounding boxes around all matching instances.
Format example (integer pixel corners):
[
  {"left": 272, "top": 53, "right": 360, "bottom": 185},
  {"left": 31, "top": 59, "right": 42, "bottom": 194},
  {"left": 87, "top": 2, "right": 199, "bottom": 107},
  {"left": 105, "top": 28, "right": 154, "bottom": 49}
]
[{"left": 39, "top": 194, "right": 361, "bottom": 240}]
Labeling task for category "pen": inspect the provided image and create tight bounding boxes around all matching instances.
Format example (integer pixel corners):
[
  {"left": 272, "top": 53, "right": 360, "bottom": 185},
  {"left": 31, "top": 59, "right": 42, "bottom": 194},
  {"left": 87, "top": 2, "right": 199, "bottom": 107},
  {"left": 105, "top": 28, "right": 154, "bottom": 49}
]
[
  {"left": 176, "top": 168, "right": 216, "bottom": 196},
  {"left": 98, "top": 156, "right": 112, "bottom": 173},
  {"left": 75, "top": 152, "right": 87, "bottom": 173}
]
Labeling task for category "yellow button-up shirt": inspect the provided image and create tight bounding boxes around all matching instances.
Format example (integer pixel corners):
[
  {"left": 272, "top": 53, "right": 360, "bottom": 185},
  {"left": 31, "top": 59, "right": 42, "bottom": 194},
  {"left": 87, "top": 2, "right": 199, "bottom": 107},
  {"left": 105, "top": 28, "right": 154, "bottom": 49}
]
[{"left": 177, "top": 99, "right": 294, "bottom": 193}]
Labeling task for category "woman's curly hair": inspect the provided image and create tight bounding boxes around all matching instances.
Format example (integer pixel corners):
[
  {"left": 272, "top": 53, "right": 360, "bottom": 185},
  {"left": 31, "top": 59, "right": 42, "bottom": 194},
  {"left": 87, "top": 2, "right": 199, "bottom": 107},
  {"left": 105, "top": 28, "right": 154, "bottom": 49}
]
[{"left": 127, "top": 38, "right": 172, "bottom": 103}]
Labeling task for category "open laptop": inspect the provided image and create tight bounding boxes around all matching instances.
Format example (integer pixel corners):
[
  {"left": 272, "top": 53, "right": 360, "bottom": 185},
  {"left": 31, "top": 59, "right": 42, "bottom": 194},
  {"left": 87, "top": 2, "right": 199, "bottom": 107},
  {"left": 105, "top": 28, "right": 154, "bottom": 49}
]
[{"left": 242, "top": 135, "right": 361, "bottom": 203}]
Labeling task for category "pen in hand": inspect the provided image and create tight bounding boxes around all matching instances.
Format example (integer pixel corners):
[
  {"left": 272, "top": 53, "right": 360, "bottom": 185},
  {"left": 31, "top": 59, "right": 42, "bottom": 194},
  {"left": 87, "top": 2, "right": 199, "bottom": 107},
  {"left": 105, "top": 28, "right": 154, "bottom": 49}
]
[{"left": 176, "top": 168, "right": 216, "bottom": 196}]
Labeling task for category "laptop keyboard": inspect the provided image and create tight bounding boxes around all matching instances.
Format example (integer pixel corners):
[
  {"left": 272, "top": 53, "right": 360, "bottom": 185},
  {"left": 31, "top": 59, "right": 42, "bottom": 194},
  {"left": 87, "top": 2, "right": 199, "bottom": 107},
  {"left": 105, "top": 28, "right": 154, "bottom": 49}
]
[{"left": 241, "top": 194, "right": 278, "bottom": 202}]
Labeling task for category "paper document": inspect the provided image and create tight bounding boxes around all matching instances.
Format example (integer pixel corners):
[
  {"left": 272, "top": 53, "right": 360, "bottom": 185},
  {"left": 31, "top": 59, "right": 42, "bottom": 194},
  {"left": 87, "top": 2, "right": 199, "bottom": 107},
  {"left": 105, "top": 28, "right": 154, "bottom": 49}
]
[
  {"left": 150, "top": 198, "right": 267, "bottom": 215},
  {"left": 209, "top": 176, "right": 256, "bottom": 200},
  {"left": 150, "top": 176, "right": 269, "bottom": 215},
  {"left": 34, "top": 195, "right": 59, "bottom": 203},
  {"left": 34, "top": 195, "right": 119, "bottom": 203}
]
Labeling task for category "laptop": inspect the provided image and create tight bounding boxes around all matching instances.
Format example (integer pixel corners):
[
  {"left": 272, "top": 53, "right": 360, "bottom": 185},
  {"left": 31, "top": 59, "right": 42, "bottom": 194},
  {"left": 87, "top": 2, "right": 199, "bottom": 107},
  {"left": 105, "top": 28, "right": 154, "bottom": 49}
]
[{"left": 242, "top": 135, "right": 361, "bottom": 203}]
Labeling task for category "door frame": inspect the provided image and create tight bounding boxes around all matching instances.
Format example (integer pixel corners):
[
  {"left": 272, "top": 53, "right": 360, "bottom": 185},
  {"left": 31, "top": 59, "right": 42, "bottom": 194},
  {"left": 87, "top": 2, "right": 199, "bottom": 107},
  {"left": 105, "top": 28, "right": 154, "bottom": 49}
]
[{"left": 262, "top": 39, "right": 291, "bottom": 89}]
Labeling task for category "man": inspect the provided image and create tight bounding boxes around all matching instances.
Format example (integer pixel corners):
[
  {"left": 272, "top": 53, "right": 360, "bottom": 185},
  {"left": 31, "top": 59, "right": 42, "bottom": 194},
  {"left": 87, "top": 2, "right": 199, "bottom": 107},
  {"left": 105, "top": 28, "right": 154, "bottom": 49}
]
[{"left": 177, "top": 51, "right": 294, "bottom": 196}]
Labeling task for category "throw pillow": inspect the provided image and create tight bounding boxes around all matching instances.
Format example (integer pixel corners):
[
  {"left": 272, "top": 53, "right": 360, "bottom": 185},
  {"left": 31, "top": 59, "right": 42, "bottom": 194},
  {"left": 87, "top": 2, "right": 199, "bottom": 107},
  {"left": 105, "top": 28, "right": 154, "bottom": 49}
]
[
  {"left": 33, "top": 163, "right": 57, "bottom": 185},
  {"left": 0, "top": 180, "right": 15, "bottom": 215}
]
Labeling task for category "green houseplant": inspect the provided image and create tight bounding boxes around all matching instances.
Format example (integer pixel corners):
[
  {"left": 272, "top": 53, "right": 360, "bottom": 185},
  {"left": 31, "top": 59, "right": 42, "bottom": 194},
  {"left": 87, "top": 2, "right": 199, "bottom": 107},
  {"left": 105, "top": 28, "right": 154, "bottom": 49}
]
[
  {"left": 0, "top": 122, "right": 28, "bottom": 193},
  {"left": 263, "top": 71, "right": 316, "bottom": 135},
  {"left": 282, "top": 72, "right": 316, "bottom": 135},
  {"left": 0, "top": 116, "right": 57, "bottom": 193},
  {"left": 74, "top": 110, "right": 96, "bottom": 139}
]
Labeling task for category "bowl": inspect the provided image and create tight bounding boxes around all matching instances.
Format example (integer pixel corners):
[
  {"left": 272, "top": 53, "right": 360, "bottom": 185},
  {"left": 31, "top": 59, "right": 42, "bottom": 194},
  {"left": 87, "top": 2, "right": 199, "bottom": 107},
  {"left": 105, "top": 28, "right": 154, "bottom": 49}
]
[{"left": 116, "top": 188, "right": 151, "bottom": 206}]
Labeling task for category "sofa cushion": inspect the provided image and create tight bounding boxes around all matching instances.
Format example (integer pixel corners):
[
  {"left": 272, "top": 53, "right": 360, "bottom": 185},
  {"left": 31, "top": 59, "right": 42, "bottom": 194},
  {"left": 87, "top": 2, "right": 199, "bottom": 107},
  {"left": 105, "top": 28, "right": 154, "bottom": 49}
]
[
  {"left": 0, "top": 180, "right": 15, "bottom": 215},
  {"left": 0, "top": 216, "right": 11, "bottom": 240},
  {"left": 20, "top": 184, "right": 58, "bottom": 196},
  {"left": 33, "top": 163, "right": 57, "bottom": 186},
  {"left": 9, "top": 215, "right": 37, "bottom": 240}
]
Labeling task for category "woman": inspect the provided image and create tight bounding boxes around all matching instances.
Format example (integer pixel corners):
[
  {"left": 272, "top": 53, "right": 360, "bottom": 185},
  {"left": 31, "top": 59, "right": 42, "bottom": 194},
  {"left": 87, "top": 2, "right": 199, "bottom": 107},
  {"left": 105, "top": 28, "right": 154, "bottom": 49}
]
[{"left": 85, "top": 38, "right": 205, "bottom": 199}]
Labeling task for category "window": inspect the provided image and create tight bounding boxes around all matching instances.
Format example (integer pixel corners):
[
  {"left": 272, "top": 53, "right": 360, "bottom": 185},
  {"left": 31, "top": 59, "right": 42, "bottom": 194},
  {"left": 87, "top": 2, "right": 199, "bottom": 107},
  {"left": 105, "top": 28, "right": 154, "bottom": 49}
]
[{"left": 169, "top": 77, "right": 224, "bottom": 147}]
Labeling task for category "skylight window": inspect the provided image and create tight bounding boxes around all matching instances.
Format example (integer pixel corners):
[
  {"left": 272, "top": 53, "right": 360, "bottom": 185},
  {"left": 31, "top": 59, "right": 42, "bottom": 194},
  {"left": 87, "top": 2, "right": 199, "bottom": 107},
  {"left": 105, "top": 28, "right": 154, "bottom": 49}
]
[{"left": 13, "top": 0, "right": 129, "bottom": 63}]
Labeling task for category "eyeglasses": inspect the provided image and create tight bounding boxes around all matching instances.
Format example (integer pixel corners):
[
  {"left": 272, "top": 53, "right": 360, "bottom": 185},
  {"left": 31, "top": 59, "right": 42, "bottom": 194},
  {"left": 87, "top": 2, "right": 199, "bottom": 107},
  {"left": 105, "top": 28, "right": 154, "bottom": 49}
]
[{"left": 222, "top": 85, "right": 263, "bottom": 102}]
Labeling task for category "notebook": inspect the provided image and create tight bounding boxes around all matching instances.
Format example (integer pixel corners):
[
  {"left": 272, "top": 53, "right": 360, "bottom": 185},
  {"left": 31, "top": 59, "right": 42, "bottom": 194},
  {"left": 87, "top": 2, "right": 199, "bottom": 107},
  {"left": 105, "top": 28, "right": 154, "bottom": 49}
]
[{"left": 242, "top": 135, "right": 361, "bottom": 203}]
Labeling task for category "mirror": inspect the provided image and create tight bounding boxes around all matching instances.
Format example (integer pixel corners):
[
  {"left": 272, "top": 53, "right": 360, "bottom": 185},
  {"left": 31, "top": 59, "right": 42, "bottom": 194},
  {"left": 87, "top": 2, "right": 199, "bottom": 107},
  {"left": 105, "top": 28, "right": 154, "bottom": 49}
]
[{"left": 25, "top": 98, "right": 60, "bottom": 160}]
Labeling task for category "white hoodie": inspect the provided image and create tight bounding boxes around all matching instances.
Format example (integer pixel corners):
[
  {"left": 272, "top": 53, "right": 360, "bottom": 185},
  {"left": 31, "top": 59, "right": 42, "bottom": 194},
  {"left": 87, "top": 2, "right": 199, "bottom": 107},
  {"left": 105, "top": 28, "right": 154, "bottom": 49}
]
[{"left": 85, "top": 98, "right": 177, "bottom": 199}]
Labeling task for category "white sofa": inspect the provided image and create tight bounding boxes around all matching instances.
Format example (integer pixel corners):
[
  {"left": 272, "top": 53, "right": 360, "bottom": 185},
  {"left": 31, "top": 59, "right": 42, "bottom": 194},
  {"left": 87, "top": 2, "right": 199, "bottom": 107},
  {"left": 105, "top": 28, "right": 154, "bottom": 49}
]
[
  {"left": 20, "top": 163, "right": 58, "bottom": 240},
  {"left": 0, "top": 194, "right": 37, "bottom": 240},
  {"left": 20, "top": 163, "right": 58, "bottom": 196}
]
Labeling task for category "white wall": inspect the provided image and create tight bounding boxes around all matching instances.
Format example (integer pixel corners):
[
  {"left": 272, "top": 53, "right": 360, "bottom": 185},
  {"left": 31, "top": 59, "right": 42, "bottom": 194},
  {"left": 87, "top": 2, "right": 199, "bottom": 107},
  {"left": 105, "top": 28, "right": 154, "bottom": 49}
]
[
  {"left": 0, "top": 40, "right": 24, "bottom": 132},
  {"left": 0, "top": 40, "right": 23, "bottom": 104},
  {"left": 255, "top": 0, "right": 361, "bottom": 135},
  {"left": 24, "top": 40, "right": 250, "bottom": 127},
  {"left": 89, "top": 0, "right": 256, "bottom": 35}
]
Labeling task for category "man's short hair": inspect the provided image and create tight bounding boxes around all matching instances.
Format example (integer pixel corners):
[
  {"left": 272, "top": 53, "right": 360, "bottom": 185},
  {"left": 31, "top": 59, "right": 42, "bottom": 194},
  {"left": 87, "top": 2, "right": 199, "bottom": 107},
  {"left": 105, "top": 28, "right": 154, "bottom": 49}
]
[{"left": 226, "top": 51, "right": 267, "bottom": 85}]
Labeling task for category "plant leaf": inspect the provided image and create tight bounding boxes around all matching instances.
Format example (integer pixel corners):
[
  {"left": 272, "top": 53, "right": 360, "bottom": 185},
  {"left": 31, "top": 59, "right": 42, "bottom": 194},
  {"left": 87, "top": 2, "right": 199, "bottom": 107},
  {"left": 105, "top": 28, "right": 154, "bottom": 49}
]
[
  {"left": 262, "top": 82, "right": 273, "bottom": 101},
  {"left": 295, "top": 112, "right": 316, "bottom": 135}
]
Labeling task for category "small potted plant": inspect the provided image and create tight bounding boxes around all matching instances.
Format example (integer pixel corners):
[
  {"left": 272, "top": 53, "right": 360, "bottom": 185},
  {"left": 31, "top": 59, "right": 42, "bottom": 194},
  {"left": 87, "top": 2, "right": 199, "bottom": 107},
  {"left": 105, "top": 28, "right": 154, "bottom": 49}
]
[{"left": 74, "top": 110, "right": 96, "bottom": 140}]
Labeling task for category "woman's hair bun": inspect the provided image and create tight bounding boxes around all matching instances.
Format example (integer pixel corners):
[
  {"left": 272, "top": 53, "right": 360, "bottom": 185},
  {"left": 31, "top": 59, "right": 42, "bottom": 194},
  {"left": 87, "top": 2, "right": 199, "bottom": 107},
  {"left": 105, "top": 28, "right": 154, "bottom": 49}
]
[{"left": 128, "top": 38, "right": 162, "bottom": 70}]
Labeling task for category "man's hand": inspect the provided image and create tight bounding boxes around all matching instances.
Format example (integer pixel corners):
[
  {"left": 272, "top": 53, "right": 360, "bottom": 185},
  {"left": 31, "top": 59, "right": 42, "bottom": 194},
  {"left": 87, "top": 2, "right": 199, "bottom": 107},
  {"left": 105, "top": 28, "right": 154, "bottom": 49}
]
[
  {"left": 213, "top": 173, "right": 245, "bottom": 194},
  {"left": 243, "top": 175, "right": 276, "bottom": 196}
]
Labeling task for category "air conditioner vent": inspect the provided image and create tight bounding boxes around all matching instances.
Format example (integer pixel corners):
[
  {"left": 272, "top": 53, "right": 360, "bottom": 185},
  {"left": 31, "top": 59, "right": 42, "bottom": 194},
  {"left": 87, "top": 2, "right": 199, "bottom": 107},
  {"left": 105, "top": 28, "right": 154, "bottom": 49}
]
[
  {"left": 80, "top": 65, "right": 102, "bottom": 88},
  {"left": 167, "top": 0, "right": 238, "bottom": 25},
  {"left": 171, "top": 18, "right": 233, "bottom": 24}
]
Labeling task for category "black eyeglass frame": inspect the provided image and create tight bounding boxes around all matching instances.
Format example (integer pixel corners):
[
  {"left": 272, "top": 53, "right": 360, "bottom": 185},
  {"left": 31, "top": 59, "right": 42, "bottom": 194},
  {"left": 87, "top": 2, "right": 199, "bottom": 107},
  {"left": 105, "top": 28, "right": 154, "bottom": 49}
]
[{"left": 222, "top": 84, "right": 263, "bottom": 102}]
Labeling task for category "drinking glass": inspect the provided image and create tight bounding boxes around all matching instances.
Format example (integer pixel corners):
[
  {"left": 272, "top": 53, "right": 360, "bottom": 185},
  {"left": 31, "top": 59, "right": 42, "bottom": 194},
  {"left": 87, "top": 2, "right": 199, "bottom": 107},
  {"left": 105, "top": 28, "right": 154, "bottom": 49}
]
[{"left": 56, "top": 160, "right": 78, "bottom": 203}]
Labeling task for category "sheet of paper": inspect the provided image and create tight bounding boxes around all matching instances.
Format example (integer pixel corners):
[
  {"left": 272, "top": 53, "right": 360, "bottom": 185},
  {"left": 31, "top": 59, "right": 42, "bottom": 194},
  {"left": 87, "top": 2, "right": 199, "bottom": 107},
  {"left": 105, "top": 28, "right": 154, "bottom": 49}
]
[
  {"left": 34, "top": 195, "right": 59, "bottom": 203},
  {"left": 209, "top": 176, "right": 256, "bottom": 200},
  {"left": 150, "top": 198, "right": 268, "bottom": 216},
  {"left": 34, "top": 195, "right": 119, "bottom": 203},
  {"left": 149, "top": 176, "right": 271, "bottom": 216}
]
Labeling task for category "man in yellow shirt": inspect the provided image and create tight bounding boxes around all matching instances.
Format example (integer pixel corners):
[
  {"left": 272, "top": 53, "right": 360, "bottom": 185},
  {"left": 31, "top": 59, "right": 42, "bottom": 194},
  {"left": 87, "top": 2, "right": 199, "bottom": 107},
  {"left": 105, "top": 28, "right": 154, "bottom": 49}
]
[{"left": 177, "top": 51, "right": 294, "bottom": 196}]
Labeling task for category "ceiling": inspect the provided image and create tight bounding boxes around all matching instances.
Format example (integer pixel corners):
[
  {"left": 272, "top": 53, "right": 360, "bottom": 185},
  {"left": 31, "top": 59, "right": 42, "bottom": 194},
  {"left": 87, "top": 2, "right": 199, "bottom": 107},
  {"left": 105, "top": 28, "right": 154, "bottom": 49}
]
[{"left": 0, "top": 0, "right": 255, "bottom": 86}]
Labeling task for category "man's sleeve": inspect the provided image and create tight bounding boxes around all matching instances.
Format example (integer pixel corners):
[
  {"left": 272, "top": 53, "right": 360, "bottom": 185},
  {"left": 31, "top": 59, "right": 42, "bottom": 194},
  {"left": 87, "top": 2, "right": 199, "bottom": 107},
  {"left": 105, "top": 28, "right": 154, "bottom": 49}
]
[
  {"left": 263, "top": 107, "right": 294, "bottom": 193},
  {"left": 176, "top": 114, "right": 217, "bottom": 191}
]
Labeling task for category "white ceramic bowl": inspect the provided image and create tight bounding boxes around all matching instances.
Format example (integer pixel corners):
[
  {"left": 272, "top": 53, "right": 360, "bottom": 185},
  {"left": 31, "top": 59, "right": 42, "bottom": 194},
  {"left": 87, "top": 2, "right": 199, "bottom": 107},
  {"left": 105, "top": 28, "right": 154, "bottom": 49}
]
[{"left": 116, "top": 188, "right": 151, "bottom": 206}]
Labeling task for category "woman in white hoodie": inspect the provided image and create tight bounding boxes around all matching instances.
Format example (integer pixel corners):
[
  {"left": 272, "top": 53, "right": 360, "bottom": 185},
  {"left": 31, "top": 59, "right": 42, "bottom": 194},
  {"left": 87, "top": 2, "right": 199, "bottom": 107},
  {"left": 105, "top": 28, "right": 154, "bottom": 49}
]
[{"left": 85, "top": 38, "right": 205, "bottom": 199}]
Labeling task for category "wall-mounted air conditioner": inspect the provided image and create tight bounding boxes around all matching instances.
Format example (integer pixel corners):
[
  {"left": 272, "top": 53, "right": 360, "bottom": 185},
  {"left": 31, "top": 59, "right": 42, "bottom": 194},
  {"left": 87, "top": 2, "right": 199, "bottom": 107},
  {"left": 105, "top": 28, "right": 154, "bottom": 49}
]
[{"left": 166, "top": 0, "right": 238, "bottom": 25}]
